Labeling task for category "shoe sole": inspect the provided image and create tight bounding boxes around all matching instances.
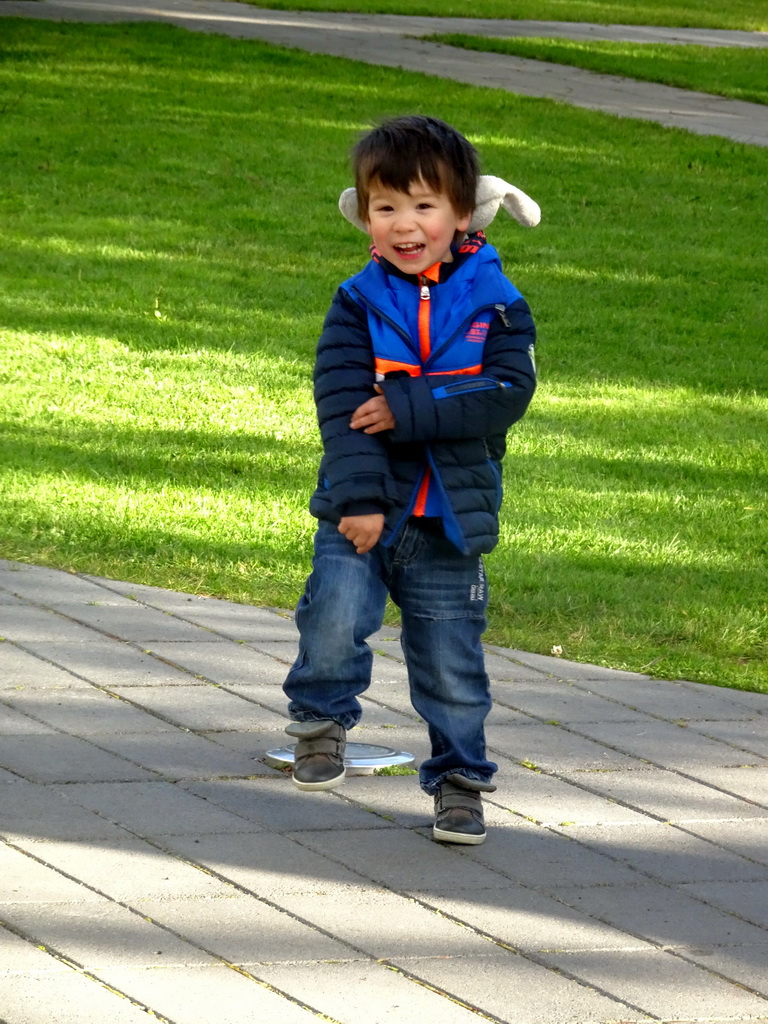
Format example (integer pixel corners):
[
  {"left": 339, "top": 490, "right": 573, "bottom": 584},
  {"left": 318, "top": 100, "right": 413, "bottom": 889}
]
[
  {"left": 432, "top": 825, "right": 486, "bottom": 845},
  {"left": 292, "top": 771, "right": 346, "bottom": 792}
]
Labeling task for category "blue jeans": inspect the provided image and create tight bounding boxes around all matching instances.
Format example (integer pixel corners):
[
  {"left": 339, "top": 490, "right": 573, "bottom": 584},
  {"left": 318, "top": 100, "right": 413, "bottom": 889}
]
[{"left": 283, "top": 518, "right": 498, "bottom": 794}]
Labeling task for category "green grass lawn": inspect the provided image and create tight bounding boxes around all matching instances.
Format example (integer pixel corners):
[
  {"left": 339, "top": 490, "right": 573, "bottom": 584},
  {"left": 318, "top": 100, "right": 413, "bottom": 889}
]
[
  {"left": 240, "top": 0, "right": 768, "bottom": 32},
  {"left": 426, "top": 36, "right": 768, "bottom": 106},
  {"left": 1, "top": 21, "right": 766, "bottom": 692}
]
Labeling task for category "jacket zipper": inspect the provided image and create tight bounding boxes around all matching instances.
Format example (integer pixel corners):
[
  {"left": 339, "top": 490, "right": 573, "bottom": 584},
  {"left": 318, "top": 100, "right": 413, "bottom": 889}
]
[{"left": 413, "top": 275, "right": 433, "bottom": 516}]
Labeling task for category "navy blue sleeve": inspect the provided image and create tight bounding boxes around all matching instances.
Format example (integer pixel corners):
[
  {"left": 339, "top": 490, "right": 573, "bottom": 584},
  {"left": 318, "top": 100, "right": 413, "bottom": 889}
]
[
  {"left": 314, "top": 288, "right": 394, "bottom": 517},
  {"left": 381, "top": 297, "right": 537, "bottom": 443}
]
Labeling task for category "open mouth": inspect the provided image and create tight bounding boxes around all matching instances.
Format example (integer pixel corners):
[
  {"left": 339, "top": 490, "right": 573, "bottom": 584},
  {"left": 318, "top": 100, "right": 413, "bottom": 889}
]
[{"left": 394, "top": 243, "right": 425, "bottom": 258}]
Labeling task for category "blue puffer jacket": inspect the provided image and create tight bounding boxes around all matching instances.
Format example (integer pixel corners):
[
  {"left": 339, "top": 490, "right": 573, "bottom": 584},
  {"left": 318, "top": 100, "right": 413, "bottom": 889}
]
[{"left": 308, "top": 234, "right": 537, "bottom": 556}]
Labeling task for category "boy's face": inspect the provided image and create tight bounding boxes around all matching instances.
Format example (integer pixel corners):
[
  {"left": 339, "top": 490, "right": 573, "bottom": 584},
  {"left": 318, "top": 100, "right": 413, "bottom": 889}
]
[{"left": 365, "top": 178, "right": 471, "bottom": 277}]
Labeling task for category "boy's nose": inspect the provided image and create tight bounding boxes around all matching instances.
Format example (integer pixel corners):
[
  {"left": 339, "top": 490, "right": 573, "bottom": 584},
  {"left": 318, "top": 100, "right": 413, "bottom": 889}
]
[{"left": 393, "top": 211, "right": 417, "bottom": 232}]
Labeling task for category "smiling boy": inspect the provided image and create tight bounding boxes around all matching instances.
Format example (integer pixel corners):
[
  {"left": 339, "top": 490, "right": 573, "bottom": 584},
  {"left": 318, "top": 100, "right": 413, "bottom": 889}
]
[{"left": 282, "top": 115, "right": 538, "bottom": 844}]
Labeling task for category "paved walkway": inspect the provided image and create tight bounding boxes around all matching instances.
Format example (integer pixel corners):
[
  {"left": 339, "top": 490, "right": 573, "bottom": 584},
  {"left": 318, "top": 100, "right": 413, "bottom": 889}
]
[
  {"left": 2, "top": 559, "right": 768, "bottom": 1023},
  {"left": 2, "top": 0, "right": 768, "bottom": 144}
]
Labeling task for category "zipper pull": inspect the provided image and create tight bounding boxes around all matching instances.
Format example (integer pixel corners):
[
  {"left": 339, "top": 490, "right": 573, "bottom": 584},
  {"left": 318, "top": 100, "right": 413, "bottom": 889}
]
[
  {"left": 495, "top": 303, "right": 511, "bottom": 327},
  {"left": 419, "top": 276, "right": 430, "bottom": 300}
]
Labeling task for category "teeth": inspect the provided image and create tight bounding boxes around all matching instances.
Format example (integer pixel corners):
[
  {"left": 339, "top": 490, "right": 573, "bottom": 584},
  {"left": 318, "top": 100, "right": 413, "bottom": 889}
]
[{"left": 396, "top": 244, "right": 423, "bottom": 252}]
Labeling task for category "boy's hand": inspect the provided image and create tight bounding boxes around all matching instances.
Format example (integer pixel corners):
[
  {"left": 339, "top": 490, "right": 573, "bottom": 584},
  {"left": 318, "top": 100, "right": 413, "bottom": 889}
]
[
  {"left": 350, "top": 384, "right": 395, "bottom": 434},
  {"left": 338, "top": 514, "right": 385, "bottom": 554}
]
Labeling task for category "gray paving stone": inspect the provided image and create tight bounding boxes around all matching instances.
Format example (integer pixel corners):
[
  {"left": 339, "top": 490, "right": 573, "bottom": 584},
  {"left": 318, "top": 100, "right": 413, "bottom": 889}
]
[
  {"left": 501, "top": 649, "right": 649, "bottom": 682},
  {"left": 0, "top": 734, "right": 155, "bottom": 783},
  {"left": 96, "top": 964, "right": 323, "bottom": 1024},
  {"left": 0, "top": 562, "right": 114, "bottom": 603},
  {"left": 85, "top": 576, "right": 301, "bottom": 641},
  {"left": 0, "top": 779, "right": 130, "bottom": 842},
  {"left": 138, "top": 892, "right": 353, "bottom": 963},
  {"left": 3, "top": 686, "right": 177, "bottom": 735},
  {"left": 14, "top": 836, "right": 236, "bottom": 901},
  {"left": 199, "top": 726, "right": 305, "bottom": 774},
  {"left": 680, "top": 880, "right": 768, "bottom": 930},
  {"left": 342, "top": 773, "right": 516, "bottom": 829},
  {"left": 272, "top": 888, "right": 495, "bottom": 958},
  {"left": 0, "top": 960, "right": 161, "bottom": 1024},
  {"left": 0, "top": 702, "right": 58, "bottom": 735},
  {"left": 536, "top": 947, "right": 768, "bottom": 1018},
  {"left": 0, "top": 591, "right": 25, "bottom": 605},
  {"left": 484, "top": 651, "right": 553, "bottom": 682},
  {"left": 256, "top": 959, "right": 504, "bottom": 1024},
  {"left": 387, "top": 953, "right": 645, "bottom": 1024},
  {"left": 147, "top": 639, "right": 287, "bottom": 686},
  {"left": 576, "top": 720, "right": 762, "bottom": 769},
  {"left": 491, "top": 678, "right": 657, "bottom": 724},
  {"left": 484, "top": 646, "right": 555, "bottom": 682},
  {"left": 414, "top": 886, "right": 654, "bottom": 953},
  {"left": 158, "top": 831, "right": 373, "bottom": 893},
  {"left": 486, "top": 721, "right": 645, "bottom": 772},
  {"left": 690, "top": 766, "right": 768, "bottom": 807},
  {"left": 0, "top": 607, "right": 104, "bottom": 643},
  {"left": 687, "top": 719, "right": 768, "bottom": 758},
  {"left": 245, "top": 640, "right": 300, "bottom": 665},
  {"left": 1, "top": 841, "right": 105, "bottom": 903},
  {"left": 355, "top": 696, "right": 422, "bottom": 727},
  {"left": 682, "top": 818, "right": 768, "bottom": 867},
  {"left": 572, "top": 767, "right": 768, "bottom": 822},
  {"left": 350, "top": 682, "right": 423, "bottom": 719},
  {"left": 222, "top": 681, "right": 291, "bottom": 716},
  {"left": 677, "top": 942, "right": 768, "bottom": 996},
  {"left": 491, "top": 765, "right": 654, "bottom": 826},
  {"left": 93, "top": 730, "right": 261, "bottom": 780},
  {"left": 558, "top": 822, "right": 768, "bottom": 883},
  {"left": 485, "top": 700, "right": 531, "bottom": 725},
  {"left": 369, "top": 638, "right": 406, "bottom": 662},
  {"left": 56, "top": 780, "right": 266, "bottom": 837},
  {"left": 450, "top": 822, "right": 644, "bottom": 889},
  {"left": 0, "top": 920, "right": 73, "bottom": 969},
  {"left": 182, "top": 776, "right": 395, "bottom": 831},
  {"left": 289, "top": 827, "right": 519, "bottom": 892},
  {"left": 111, "top": 682, "right": 285, "bottom": 732},
  {"left": 550, "top": 882, "right": 768, "bottom": 947},
  {"left": 49, "top": 600, "right": 212, "bottom": 642},
  {"left": 19, "top": 639, "right": 200, "bottom": 686},
  {"left": 0, "top": 642, "right": 87, "bottom": 689},
  {"left": 370, "top": 652, "right": 417, "bottom": 683},
  {"left": 3, "top": 897, "right": 212, "bottom": 967},
  {"left": 709, "top": 687, "right": 768, "bottom": 715},
  {"left": 572, "top": 676, "right": 764, "bottom": 721}
]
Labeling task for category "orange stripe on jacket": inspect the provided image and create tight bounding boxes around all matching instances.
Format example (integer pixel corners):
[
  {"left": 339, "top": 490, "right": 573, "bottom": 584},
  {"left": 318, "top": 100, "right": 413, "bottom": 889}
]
[{"left": 374, "top": 358, "right": 421, "bottom": 378}]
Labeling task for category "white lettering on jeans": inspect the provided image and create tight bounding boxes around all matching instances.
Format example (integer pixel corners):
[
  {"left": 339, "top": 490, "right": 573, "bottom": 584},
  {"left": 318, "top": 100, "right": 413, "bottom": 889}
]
[{"left": 470, "top": 560, "right": 486, "bottom": 601}]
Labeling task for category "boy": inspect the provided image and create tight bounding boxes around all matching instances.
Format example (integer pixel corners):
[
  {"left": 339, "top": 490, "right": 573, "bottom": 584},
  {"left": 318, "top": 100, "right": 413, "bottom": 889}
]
[{"left": 283, "top": 115, "right": 539, "bottom": 845}]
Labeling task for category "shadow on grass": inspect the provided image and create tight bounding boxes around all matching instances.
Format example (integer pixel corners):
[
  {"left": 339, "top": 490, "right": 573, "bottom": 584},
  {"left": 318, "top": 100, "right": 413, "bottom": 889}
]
[{"left": 0, "top": 418, "right": 318, "bottom": 493}]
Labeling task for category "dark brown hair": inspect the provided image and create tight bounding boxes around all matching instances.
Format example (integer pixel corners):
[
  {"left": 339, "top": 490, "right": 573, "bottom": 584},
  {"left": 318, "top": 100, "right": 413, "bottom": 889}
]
[{"left": 352, "top": 115, "right": 479, "bottom": 222}]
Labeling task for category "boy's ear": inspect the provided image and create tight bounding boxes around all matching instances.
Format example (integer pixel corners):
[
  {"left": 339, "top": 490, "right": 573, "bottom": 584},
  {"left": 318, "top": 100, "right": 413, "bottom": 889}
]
[
  {"left": 340, "top": 179, "right": 540, "bottom": 234},
  {"left": 457, "top": 211, "right": 472, "bottom": 234}
]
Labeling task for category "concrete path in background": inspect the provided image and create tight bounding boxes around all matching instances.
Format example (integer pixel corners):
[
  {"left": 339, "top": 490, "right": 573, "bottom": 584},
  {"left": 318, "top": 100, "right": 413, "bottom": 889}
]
[
  {"left": 2, "top": 559, "right": 768, "bottom": 1023},
  {"left": 2, "top": 0, "right": 768, "bottom": 144}
]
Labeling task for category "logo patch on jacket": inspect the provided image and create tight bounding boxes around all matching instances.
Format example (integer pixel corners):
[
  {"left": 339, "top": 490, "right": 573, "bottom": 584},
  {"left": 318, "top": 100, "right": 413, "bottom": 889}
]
[{"left": 465, "top": 320, "right": 491, "bottom": 345}]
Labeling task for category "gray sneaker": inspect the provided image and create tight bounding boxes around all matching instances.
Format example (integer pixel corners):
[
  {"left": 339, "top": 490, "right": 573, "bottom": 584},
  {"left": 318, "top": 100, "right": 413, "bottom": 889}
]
[
  {"left": 433, "top": 774, "right": 496, "bottom": 845},
  {"left": 286, "top": 720, "right": 346, "bottom": 791}
]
